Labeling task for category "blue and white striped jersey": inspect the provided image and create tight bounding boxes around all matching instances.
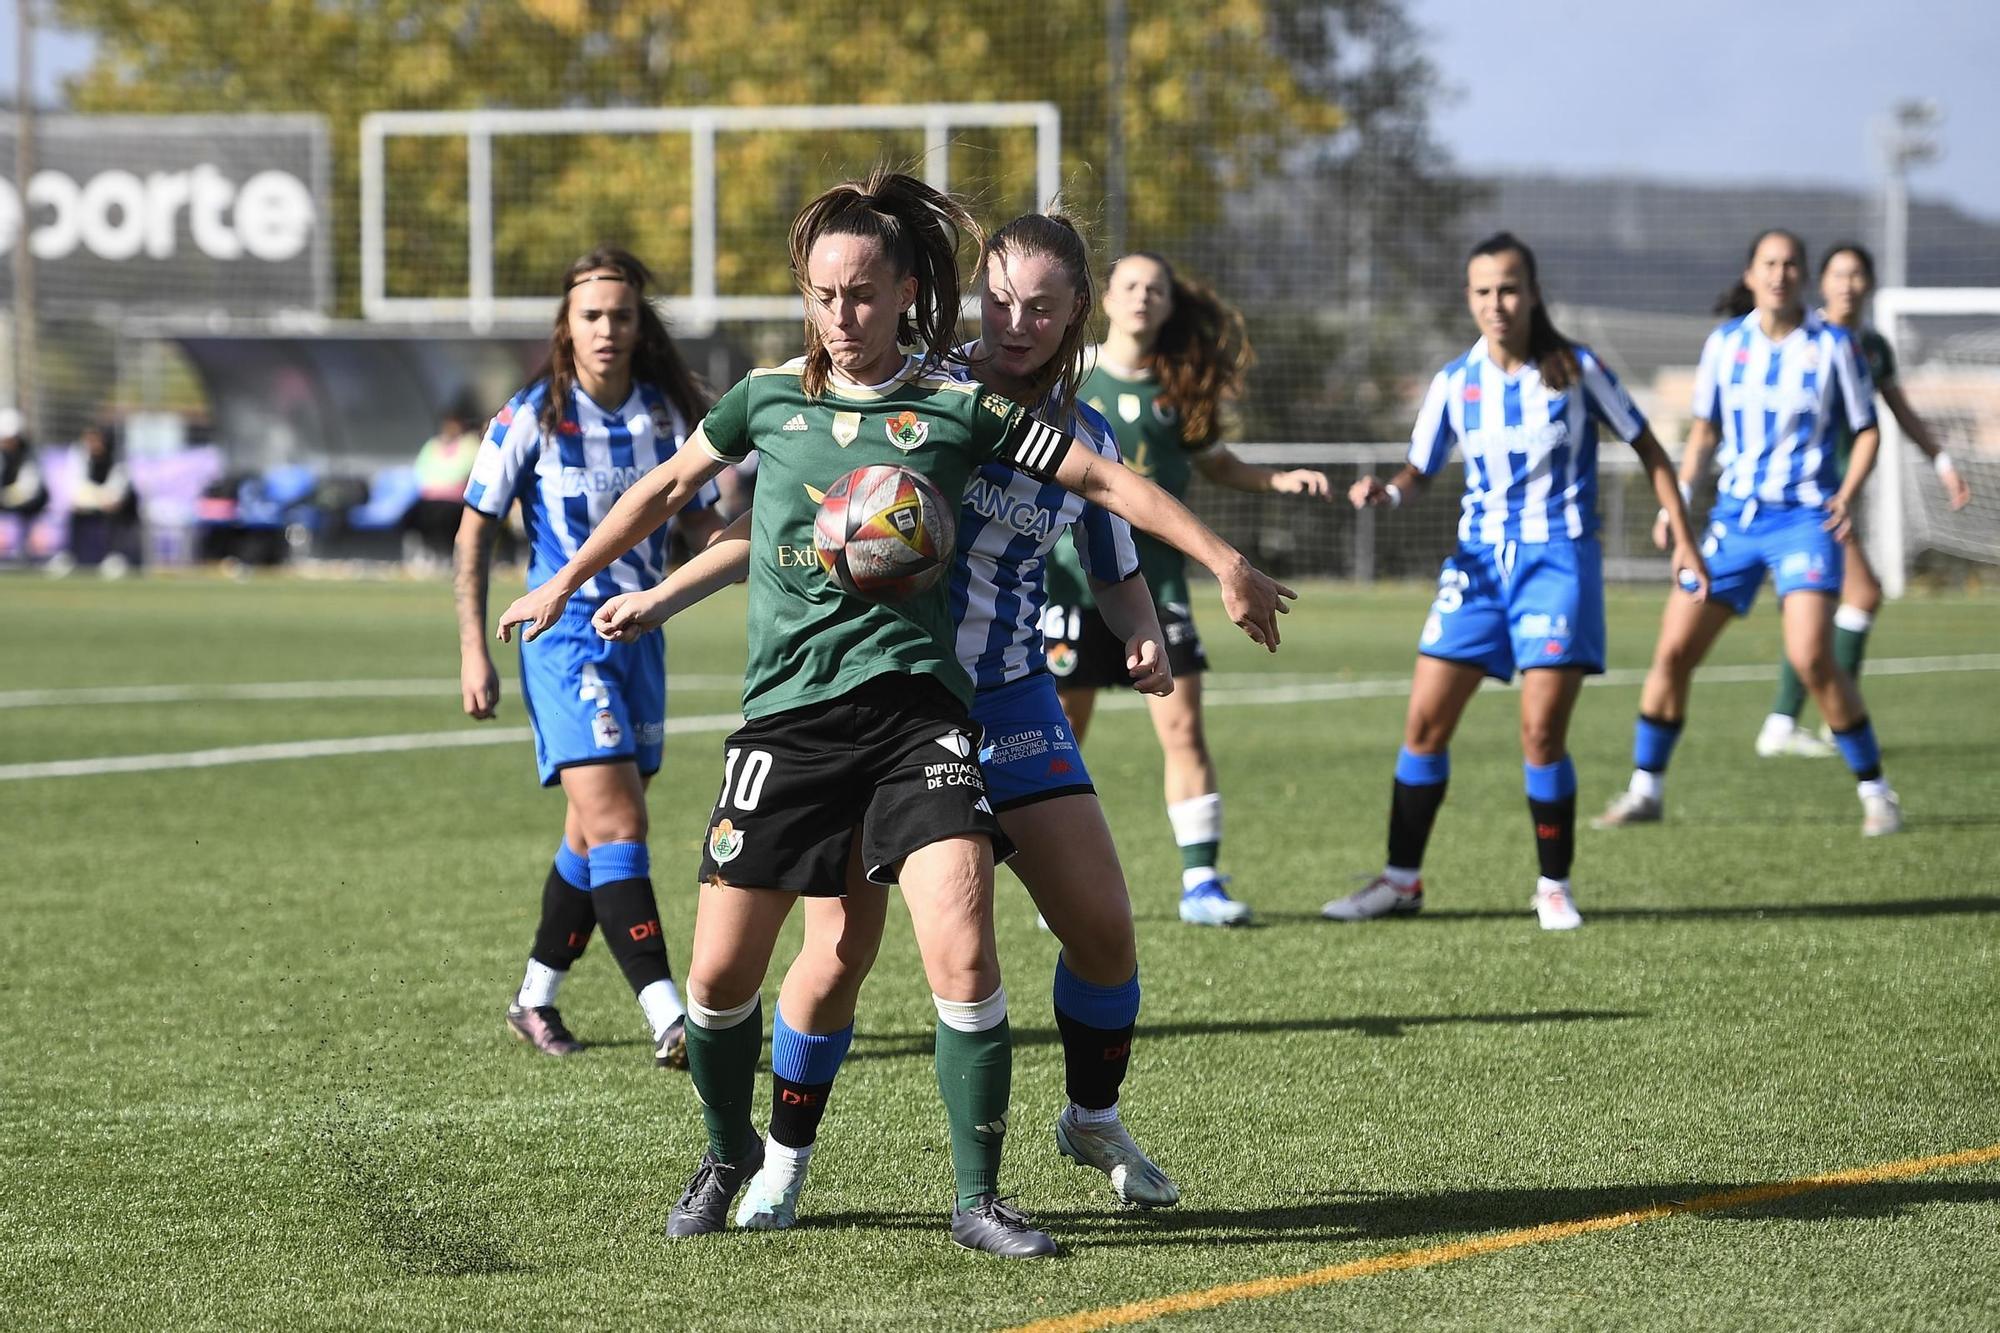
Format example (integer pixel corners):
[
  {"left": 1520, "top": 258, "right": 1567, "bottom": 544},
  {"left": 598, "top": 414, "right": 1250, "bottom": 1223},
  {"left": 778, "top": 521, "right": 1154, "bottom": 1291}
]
[
  {"left": 1409, "top": 339, "right": 1647, "bottom": 546},
  {"left": 1691, "top": 310, "right": 1876, "bottom": 509},
  {"left": 463, "top": 379, "right": 714, "bottom": 606},
  {"left": 946, "top": 380, "right": 1139, "bottom": 690}
]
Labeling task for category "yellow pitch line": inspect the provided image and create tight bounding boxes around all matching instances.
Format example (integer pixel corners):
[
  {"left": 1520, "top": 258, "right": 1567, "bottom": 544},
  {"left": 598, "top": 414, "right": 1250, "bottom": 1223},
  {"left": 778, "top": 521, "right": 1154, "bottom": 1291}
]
[{"left": 1002, "top": 1142, "right": 2000, "bottom": 1333}]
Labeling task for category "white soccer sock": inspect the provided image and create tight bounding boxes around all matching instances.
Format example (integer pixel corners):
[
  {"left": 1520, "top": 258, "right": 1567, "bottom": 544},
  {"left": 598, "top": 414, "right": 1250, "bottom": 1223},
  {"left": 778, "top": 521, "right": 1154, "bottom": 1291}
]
[
  {"left": 1536, "top": 876, "right": 1572, "bottom": 896},
  {"left": 687, "top": 991, "right": 759, "bottom": 1030},
  {"left": 1760, "top": 712, "right": 1797, "bottom": 737},
  {"left": 1628, "top": 769, "right": 1665, "bottom": 801},
  {"left": 933, "top": 987, "right": 1008, "bottom": 1033},
  {"left": 638, "top": 978, "right": 686, "bottom": 1039},
  {"left": 1858, "top": 778, "right": 1893, "bottom": 800},
  {"left": 763, "top": 1136, "right": 814, "bottom": 1173},
  {"left": 517, "top": 959, "right": 564, "bottom": 1009},
  {"left": 1180, "top": 867, "right": 1218, "bottom": 892},
  {"left": 1382, "top": 866, "right": 1421, "bottom": 891},
  {"left": 1834, "top": 604, "right": 1875, "bottom": 634},
  {"left": 1067, "top": 1101, "right": 1120, "bottom": 1129},
  {"left": 1166, "top": 793, "right": 1223, "bottom": 848}
]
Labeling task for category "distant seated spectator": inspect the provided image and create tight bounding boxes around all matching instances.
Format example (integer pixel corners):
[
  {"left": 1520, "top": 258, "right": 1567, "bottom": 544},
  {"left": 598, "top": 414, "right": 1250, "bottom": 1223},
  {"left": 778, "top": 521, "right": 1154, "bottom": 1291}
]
[
  {"left": 411, "top": 409, "right": 480, "bottom": 560},
  {"left": 64, "top": 422, "right": 142, "bottom": 576},
  {"left": 0, "top": 407, "right": 47, "bottom": 521}
]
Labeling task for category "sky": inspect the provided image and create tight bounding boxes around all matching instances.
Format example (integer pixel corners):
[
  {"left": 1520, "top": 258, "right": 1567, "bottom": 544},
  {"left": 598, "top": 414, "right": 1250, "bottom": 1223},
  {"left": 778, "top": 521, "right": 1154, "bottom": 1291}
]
[
  {"left": 1, "top": 1, "right": 1994, "bottom": 220},
  {"left": 1411, "top": 0, "right": 2000, "bottom": 220}
]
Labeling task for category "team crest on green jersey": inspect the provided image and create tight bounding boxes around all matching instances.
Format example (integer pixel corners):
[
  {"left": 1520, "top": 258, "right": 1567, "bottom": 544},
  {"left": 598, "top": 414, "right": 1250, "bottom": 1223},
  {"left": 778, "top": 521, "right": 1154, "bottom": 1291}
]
[
  {"left": 708, "top": 818, "right": 744, "bottom": 864},
  {"left": 1117, "top": 393, "right": 1141, "bottom": 422},
  {"left": 885, "top": 410, "right": 929, "bottom": 451},
  {"left": 832, "top": 411, "right": 861, "bottom": 446}
]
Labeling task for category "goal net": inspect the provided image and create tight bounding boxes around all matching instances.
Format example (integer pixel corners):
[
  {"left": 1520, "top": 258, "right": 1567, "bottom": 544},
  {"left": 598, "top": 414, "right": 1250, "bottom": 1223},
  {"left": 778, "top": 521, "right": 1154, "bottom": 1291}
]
[{"left": 1868, "top": 288, "right": 2000, "bottom": 595}]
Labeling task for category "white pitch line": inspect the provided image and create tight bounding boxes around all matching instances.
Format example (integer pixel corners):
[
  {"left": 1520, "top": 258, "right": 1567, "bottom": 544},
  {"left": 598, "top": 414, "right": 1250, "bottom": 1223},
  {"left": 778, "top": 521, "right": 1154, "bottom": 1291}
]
[
  {"left": 5, "top": 654, "right": 1998, "bottom": 784},
  {"left": 0, "top": 675, "right": 748, "bottom": 709}
]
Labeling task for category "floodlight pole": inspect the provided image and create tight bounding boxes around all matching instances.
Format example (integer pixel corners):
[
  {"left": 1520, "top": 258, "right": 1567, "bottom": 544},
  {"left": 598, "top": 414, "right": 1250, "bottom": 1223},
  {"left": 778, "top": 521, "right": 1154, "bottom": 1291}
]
[
  {"left": 1877, "top": 99, "right": 1941, "bottom": 290},
  {"left": 12, "top": 0, "right": 36, "bottom": 426}
]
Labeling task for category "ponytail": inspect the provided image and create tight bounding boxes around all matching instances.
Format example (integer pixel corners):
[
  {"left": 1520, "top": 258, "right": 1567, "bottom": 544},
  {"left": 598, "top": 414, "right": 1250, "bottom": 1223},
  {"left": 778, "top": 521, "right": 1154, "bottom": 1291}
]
[
  {"left": 789, "top": 166, "right": 978, "bottom": 400},
  {"left": 1117, "top": 252, "right": 1251, "bottom": 447},
  {"left": 1467, "top": 231, "right": 1578, "bottom": 392}
]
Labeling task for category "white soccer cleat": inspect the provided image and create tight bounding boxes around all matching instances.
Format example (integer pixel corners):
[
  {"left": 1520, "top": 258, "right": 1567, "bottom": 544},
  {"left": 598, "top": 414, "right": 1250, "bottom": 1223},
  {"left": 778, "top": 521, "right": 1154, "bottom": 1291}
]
[
  {"left": 733, "top": 1160, "right": 807, "bottom": 1230},
  {"left": 1592, "top": 790, "right": 1662, "bottom": 829},
  {"left": 1532, "top": 882, "right": 1583, "bottom": 931},
  {"left": 1177, "top": 876, "right": 1251, "bottom": 927},
  {"left": 1756, "top": 724, "right": 1837, "bottom": 759},
  {"left": 1861, "top": 790, "right": 1903, "bottom": 837},
  {"left": 1322, "top": 874, "right": 1423, "bottom": 922},
  {"left": 1055, "top": 1108, "right": 1181, "bottom": 1208}
]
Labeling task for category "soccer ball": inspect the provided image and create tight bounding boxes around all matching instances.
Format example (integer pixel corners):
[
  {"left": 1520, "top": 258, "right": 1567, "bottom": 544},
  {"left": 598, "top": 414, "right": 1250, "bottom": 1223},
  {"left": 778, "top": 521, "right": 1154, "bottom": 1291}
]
[{"left": 812, "top": 463, "right": 957, "bottom": 603}]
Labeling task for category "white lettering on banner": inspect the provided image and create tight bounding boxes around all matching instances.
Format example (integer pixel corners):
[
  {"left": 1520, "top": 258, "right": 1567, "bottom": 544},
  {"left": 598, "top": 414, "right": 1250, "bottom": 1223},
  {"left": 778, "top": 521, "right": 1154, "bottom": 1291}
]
[{"left": 0, "top": 164, "right": 316, "bottom": 263}]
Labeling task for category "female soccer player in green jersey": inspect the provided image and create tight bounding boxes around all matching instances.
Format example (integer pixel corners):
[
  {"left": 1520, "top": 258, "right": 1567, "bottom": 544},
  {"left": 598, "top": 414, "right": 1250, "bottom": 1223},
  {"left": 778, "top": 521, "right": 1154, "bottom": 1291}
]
[
  {"left": 1751, "top": 241, "right": 1973, "bottom": 758},
  {"left": 1042, "top": 253, "right": 1333, "bottom": 926},
  {"left": 496, "top": 172, "right": 1293, "bottom": 1259}
]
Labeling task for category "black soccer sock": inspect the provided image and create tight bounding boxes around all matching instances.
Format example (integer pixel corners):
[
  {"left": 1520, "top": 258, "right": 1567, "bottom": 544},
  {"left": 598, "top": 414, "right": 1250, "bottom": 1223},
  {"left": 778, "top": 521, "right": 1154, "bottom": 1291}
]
[
  {"left": 1525, "top": 757, "right": 1578, "bottom": 882},
  {"left": 1052, "top": 958, "right": 1139, "bottom": 1111},
  {"left": 588, "top": 842, "right": 672, "bottom": 996},
  {"left": 1387, "top": 748, "right": 1450, "bottom": 870},
  {"left": 768, "top": 1007, "right": 854, "bottom": 1150},
  {"left": 530, "top": 863, "right": 596, "bottom": 970},
  {"left": 769, "top": 1074, "right": 837, "bottom": 1151}
]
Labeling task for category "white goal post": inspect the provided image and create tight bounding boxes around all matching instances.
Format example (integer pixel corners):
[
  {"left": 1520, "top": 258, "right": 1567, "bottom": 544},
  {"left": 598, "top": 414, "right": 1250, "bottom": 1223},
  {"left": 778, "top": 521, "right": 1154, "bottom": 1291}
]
[{"left": 358, "top": 101, "right": 1061, "bottom": 333}]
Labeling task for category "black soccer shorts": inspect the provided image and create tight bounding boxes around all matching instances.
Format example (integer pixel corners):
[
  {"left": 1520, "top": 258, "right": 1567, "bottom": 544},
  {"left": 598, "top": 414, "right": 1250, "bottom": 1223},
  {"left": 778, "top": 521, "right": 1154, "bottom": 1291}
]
[
  {"left": 1043, "top": 597, "right": 1208, "bottom": 690},
  {"left": 695, "top": 674, "right": 1008, "bottom": 895}
]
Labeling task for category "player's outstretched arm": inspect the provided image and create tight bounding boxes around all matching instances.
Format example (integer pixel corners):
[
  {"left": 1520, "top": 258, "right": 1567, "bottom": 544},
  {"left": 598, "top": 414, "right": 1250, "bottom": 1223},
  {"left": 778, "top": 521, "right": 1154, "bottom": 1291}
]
[
  {"left": 595, "top": 510, "right": 754, "bottom": 643},
  {"left": 1882, "top": 382, "right": 1971, "bottom": 510},
  {"left": 1090, "top": 573, "right": 1173, "bottom": 696},
  {"left": 453, "top": 507, "right": 503, "bottom": 720},
  {"left": 495, "top": 444, "right": 729, "bottom": 643},
  {"left": 1350, "top": 463, "right": 1427, "bottom": 510},
  {"left": 1631, "top": 426, "right": 1709, "bottom": 601},
  {"left": 1193, "top": 445, "right": 1334, "bottom": 500},
  {"left": 1051, "top": 446, "right": 1295, "bottom": 651}
]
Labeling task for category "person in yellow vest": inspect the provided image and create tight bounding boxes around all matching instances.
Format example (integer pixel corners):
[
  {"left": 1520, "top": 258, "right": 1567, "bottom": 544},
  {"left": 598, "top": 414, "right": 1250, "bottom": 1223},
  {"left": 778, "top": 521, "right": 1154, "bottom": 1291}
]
[{"left": 411, "top": 408, "right": 481, "bottom": 561}]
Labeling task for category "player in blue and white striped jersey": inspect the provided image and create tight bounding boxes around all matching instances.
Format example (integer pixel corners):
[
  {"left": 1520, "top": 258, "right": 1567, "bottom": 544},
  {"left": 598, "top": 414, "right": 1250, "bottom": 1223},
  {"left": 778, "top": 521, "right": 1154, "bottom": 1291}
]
[
  {"left": 453, "top": 247, "right": 721, "bottom": 1068},
  {"left": 1324, "top": 232, "right": 1707, "bottom": 931},
  {"left": 594, "top": 212, "right": 1292, "bottom": 1228},
  {"left": 1596, "top": 229, "right": 1904, "bottom": 837}
]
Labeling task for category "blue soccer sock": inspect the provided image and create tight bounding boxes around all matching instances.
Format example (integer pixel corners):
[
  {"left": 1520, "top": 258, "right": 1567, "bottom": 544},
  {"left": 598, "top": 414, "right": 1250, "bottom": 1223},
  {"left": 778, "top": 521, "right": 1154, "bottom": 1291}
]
[
  {"left": 1831, "top": 716, "right": 1884, "bottom": 783},
  {"left": 768, "top": 1005, "right": 854, "bottom": 1155},
  {"left": 1052, "top": 956, "right": 1140, "bottom": 1114},
  {"left": 1524, "top": 756, "right": 1578, "bottom": 882}
]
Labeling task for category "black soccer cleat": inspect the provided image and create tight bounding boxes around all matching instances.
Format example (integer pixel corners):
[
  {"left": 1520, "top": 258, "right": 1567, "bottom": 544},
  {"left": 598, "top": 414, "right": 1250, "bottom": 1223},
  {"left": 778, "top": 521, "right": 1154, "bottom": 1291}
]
[
  {"left": 665, "top": 1144, "right": 764, "bottom": 1238},
  {"left": 950, "top": 1193, "right": 1059, "bottom": 1259},
  {"left": 506, "top": 1003, "right": 584, "bottom": 1057}
]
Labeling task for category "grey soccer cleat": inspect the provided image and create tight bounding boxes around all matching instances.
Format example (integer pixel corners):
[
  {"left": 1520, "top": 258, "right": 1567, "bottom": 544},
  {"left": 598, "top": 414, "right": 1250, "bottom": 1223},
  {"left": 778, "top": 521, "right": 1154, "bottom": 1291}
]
[
  {"left": 951, "top": 1193, "right": 1058, "bottom": 1259},
  {"left": 653, "top": 1015, "right": 688, "bottom": 1070},
  {"left": 506, "top": 1003, "right": 584, "bottom": 1057},
  {"left": 1592, "top": 790, "right": 1663, "bottom": 829},
  {"left": 665, "top": 1144, "right": 764, "bottom": 1238}
]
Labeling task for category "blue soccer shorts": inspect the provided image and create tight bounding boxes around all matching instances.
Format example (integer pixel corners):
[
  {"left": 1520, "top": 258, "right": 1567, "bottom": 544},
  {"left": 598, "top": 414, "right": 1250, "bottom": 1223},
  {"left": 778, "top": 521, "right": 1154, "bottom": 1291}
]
[
  {"left": 1700, "top": 501, "right": 1844, "bottom": 616},
  {"left": 972, "top": 671, "right": 1095, "bottom": 811},
  {"left": 518, "top": 603, "right": 666, "bottom": 787},
  {"left": 1418, "top": 537, "right": 1606, "bottom": 681}
]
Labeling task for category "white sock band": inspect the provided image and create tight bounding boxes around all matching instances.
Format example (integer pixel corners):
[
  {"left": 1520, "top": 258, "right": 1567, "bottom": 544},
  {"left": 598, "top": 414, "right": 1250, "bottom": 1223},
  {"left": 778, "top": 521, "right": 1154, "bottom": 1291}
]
[
  {"left": 517, "top": 960, "right": 564, "bottom": 1009},
  {"left": 1834, "top": 605, "right": 1875, "bottom": 633},
  {"left": 1629, "top": 769, "right": 1664, "bottom": 800},
  {"left": 1166, "top": 792, "right": 1222, "bottom": 847},
  {"left": 638, "top": 979, "right": 685, "bottom": 1038},
  {"left": 687, "top": 992, "right": 760, "bottom": 1031},
  {"left": 933, "top": 987, "right": 1008, "bottom": 1034}
]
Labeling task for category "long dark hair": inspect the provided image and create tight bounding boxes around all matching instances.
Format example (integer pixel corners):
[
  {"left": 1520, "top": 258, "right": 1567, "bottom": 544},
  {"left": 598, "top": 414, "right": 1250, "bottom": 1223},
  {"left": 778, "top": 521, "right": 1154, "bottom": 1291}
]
[
  {"left": 983, "top": 212, "right": 1095, "bottom": 414},
  {"left": 1714, "top": 229, "right": 1807, "bottom": 318},
  {"left": 1819, "top": 241, "right": 1876, "bottom": 283},
  {"left": 1115, "top": 252, "right": 1252, "bottom": 448},
  {"left": 532, "top": 247, "right": 706, "bottom": 436},
  {"left": 789, "top": 167, "right": 976, "bottom": 400},
  {"left": 1466, "top": 231, "right": 1579, "bottom": 393}
]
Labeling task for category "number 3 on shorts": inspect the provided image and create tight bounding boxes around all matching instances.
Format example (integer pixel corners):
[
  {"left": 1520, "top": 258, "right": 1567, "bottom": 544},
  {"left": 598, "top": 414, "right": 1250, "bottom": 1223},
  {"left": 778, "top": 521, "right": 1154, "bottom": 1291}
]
[{"left": 719, "top": 747, "right": 774, "bottom": 812}]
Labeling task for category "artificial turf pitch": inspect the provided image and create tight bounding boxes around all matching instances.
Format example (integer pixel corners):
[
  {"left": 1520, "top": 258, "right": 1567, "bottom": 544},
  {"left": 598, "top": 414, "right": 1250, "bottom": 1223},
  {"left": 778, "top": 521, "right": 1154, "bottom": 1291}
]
[{"left": 3, "top": 575, "right": 1996, "bottom": 1331}]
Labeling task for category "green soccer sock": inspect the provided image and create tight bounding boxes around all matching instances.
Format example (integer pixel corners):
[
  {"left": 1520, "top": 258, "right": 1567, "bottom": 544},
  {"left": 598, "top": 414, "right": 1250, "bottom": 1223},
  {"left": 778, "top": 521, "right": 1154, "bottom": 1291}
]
[
  {"left": 1834, "top": 624, "right": 1871, "bottom": 681},
  {"left": 1179, "top": 840, "right": 1220, "bottom": 875},
  {"left": 934, "top": 1015, "right": 1012, "bottom": 1209},
  {"left": 1771, "top": 657, "right": 1808, "bottom": 720},
  {"left": 685, "top": 998, "right": 762, "bottom": 1163}
]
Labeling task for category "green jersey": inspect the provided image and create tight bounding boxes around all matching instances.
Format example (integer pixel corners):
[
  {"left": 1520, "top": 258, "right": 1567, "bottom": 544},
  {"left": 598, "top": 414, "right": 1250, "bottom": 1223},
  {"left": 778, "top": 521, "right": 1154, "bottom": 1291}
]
[
  {"left": 1835, "top": 326, "right": 1897, "bottom": 472},
  {"left": 696, "top": 356, "right": 1063, "bottom": 720},
  {"left": 1046, "top": 358, "right": 1215, "bottom": 610}
]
